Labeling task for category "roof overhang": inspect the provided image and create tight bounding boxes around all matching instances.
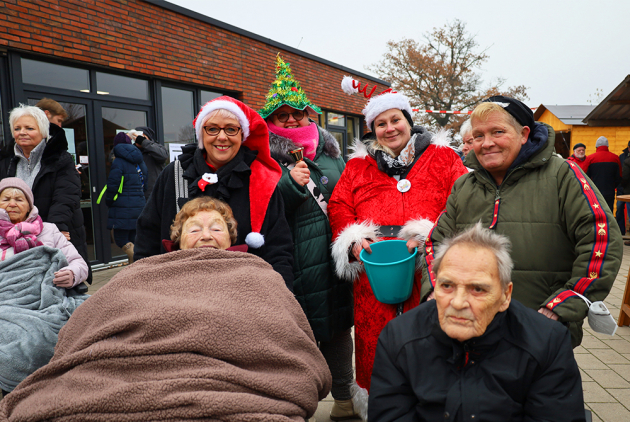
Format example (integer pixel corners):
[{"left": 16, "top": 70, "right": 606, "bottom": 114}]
[{"left": 583, "top": 75, "right": 630, "bottom": 125}]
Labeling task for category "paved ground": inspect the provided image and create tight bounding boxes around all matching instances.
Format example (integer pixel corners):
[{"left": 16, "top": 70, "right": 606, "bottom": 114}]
[{"left": 91, "top": 246, "right": 630, "bottom": 422}]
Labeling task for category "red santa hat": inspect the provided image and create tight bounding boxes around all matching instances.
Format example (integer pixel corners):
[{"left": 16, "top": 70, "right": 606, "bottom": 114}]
[{"left": 193, "top": 96, "right": 282, "bottom": 248}]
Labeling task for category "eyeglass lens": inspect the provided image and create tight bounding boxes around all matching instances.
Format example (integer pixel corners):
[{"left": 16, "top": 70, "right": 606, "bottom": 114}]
[
  {"left": 277, "top": 111, "right": 305, "bottom": 123},
  {"left": 204, "top": 126, "right": 241, "bottom": 136}
]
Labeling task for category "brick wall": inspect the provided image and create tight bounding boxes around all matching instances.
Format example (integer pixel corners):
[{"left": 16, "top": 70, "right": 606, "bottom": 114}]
[{"left": 0, "top": 0, "right": 388, "bottom": 115}]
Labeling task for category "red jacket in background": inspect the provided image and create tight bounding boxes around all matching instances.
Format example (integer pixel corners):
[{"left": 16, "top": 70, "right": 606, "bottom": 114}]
[
  {"left": 567, "top": 154, "right": 588, "bottom": 172},
  {"left": 584, "top": 146, "right": 622, "bottom": 198}
]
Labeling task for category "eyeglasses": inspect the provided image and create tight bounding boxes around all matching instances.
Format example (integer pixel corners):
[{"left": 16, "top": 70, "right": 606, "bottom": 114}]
[
  {"left": 274, "top": 110, "right": 306, "bottom": 123},
  {"left": 203, "top": 126, "right": 241, "bottom": 136}
]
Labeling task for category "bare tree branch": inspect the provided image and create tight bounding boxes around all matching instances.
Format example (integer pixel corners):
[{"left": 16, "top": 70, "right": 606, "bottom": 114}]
[{"left": 369, "top": 19, "right": 529, "bottom": 134}]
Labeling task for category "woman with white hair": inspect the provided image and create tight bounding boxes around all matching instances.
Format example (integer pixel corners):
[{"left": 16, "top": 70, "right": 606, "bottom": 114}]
[
  {"left": 0, "top": 105, "right": 84, "bottom": 276},
  {"left": 134, "top": 96, "right": 294, "bottom": 290}
]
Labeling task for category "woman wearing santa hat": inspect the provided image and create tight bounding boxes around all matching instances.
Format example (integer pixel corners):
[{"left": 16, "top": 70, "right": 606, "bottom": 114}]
[
  {"left": 329, "top": 79, "right": 467, "bottom": 417},
  {"left": 134, "top": 96, "right": 294, "bottom": 290}
]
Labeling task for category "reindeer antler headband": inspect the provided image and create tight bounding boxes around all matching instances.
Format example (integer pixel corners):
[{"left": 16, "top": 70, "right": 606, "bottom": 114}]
[{"left": 342, "top": 76, "right": 412, "bottom": 128}]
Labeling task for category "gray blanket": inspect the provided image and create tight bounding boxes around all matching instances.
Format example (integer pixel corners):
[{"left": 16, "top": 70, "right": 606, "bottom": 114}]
[{"left": 0, "top": 246, "right": 88, "bottom": 392}]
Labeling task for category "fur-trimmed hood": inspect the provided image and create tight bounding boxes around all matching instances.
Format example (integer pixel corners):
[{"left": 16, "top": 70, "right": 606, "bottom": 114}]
[
  {"left": 349, "top": 126, "right": 452, "bottom": 161},
  {"left": 269, "top": 126, "right": 341, "bottom": 164}
]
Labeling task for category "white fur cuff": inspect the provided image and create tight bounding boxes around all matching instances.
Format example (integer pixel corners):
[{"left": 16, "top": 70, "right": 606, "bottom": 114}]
[
  {"left": 331, "top": 221, "right": 380, "bottom": 281},
  {"left": 398, "top": 218, "right": 435, "bottom": 247}
]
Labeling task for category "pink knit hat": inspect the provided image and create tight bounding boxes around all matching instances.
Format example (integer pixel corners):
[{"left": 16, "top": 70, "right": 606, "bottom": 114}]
[{"left": 0, "top": 177, "right": 34, "bottom": 208}]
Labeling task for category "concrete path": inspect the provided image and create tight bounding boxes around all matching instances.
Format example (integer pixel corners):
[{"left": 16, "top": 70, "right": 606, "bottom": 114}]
[{"left": 90, "top": 246, "right": 630, "bottom": 422}]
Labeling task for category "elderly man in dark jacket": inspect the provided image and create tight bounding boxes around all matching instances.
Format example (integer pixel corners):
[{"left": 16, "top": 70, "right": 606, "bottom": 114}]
[
  {"left": 422, "top": 96, "right": 623, "bottom": 348},
  {"left": 371, "top": 224, "right": 585, "bottom": 422}
]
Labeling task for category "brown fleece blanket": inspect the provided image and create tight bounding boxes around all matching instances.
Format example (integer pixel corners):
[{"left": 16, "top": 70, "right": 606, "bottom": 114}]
[{"left": 0, "top": 248, "right": 331, "bottom": 421}]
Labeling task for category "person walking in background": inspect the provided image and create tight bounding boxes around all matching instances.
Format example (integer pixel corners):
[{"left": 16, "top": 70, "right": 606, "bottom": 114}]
[
  {"left": 617, "top": 140, "right": 630, "bottom": 235},
  {"left": 130, "top": 126, "right": 168, "bottom": 200},
  {"left": 106, "top": 132, "right": 147, "bottom": 263},
  {"left": 260, "top": 54, "right": 355, "bottom": 421},
  {"left": 35, "top": 98, "right": 92, "bottom": 285},
  {"left": 584, "top": 136, "right": 621, "bottom": 212},
  {"left": 567, "top": 142, "right": 588, "bottom": 172}
]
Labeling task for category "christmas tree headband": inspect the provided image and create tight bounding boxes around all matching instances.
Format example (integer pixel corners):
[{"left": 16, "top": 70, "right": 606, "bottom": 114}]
[{"left": 259, "top": 54, "right": 322, "bottom": 119}]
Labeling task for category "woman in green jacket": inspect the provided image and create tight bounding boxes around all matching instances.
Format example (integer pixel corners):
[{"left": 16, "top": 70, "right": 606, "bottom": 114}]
[{"left": 261, "top": 54, "right": 356, "bottom": 421}]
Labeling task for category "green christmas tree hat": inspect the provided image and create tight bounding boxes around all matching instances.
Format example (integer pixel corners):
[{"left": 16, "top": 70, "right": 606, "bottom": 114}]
[{"left": 259, "top": 54, "right": 322, "bottom": 119}]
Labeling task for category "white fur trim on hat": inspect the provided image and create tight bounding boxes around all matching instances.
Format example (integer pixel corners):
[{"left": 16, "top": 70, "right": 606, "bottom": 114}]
[
  {"left": 195, "top": 100, "right": 251, "bottom": 147},
  {"left": 331, "top": 221, "right": 380, "bottom": 281},
  {"left": 363, "top": 92, "right": 413, "bottom": 128},
  {"left": 245, "top": 232, "right": 265, "bottom": 249}
]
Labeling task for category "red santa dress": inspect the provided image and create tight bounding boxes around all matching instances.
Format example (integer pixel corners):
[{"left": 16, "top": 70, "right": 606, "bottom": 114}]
[{"left": 328, "top": 133, "right": 467, "bottom": 395}]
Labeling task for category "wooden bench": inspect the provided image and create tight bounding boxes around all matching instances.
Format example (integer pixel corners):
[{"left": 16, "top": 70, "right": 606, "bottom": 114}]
[{"left": 614, "top": 194, "right": 630, "bottom": 326}]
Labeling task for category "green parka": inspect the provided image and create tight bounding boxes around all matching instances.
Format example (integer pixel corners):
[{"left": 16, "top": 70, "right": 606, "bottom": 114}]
[
  {"left": 422, "top": 123, "right": 623, "bottom": 347},
  {"left": 269, "top": 126, "right": 353, "bottom": 342}
]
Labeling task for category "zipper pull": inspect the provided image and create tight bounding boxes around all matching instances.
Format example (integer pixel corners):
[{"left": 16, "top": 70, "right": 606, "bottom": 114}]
[{"left": 489, "top": 190, "right": 500, "bottom": 229}]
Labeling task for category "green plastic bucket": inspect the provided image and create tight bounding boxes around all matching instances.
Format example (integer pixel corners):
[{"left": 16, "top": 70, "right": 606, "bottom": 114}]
[{"left": 360, "top": 239, "right": 417, "bottom": 304}]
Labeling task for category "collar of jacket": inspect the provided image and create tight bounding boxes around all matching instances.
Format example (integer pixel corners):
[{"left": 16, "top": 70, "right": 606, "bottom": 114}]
[
  {"left": 596, "top": 145, "right": 610, "bottom": 152},
  {"left": 430, "top": 303, "right": 508, "bottom": 368},
  {"left": 268, "top": 125, "right": 341, "bottom": 164},
  {"left": 464, "top": 122, "right": 555, "bottom": 186}
]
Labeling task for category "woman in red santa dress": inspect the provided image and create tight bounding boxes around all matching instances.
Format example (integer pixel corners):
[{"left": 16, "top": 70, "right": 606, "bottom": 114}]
[{"left": 328, "top": 85, "right": 467, "bottom": 415}]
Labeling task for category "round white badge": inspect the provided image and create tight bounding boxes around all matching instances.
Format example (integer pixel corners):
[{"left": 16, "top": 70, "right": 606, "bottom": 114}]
[{"left": 397, "top": 179, "right": 411, "bottom": 193}]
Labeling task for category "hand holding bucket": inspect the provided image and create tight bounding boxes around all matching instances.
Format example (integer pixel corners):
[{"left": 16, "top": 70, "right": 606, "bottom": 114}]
[{"left": 360, "top": 239, "right": 417, "bottom": 305}]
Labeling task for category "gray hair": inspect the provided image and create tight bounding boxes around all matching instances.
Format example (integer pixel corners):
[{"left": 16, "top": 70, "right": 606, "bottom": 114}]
[
  {"left": 9, "top": 104, "right": 50, "bottom": 140},
  {"left": 432, "top": 222, "right": 513, "bottom": 290},
  {"left": 459, "top": 119, "right": 472, "bottom": 139}
]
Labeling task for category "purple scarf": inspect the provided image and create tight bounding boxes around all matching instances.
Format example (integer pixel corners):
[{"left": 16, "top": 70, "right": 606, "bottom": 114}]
[
  {"left": 0, "top": 214, "right": 44, "bottom": 254},
  {"left": 267, "top": 121, "right": 319, "bottom": 161}
]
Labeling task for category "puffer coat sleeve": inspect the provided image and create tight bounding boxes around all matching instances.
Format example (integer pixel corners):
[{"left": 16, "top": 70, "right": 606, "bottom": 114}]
[{"left": 40, "top": 223, "right": 89, "bottom": 286}]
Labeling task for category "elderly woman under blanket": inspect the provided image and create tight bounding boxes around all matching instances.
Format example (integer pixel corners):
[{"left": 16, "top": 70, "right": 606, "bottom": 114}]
[
  {"left": 0, "top": 196, "right": 331, "bottom": 421},
  {"left": 0, "top": 177, "right": 88, "bottom": 398}
]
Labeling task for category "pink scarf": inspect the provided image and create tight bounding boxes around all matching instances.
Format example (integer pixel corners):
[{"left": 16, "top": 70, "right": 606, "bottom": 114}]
[
  {"left": 268, "top": 121, "right": 319, "bottom": 161},
  {"left": 0, "top": 213, "right": 44, "bottom": 254}
]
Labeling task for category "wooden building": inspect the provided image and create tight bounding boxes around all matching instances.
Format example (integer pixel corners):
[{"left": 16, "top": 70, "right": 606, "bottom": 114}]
[{"left": 535, "top": 75, "right": 630, "bottom": 157}]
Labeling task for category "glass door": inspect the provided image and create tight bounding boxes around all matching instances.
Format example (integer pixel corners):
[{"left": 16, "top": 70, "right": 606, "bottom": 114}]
[{"left": 95, "top": 103, "right": 148, "bottom": 262}]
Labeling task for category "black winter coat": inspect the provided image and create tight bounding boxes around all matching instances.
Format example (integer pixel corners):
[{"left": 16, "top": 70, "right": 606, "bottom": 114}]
[
  {"left": 0, "top": 123, "right": 92, "bottom": 283},
  {"left": 134, "top": 144, "right": 295, "bottom": 291},
  {"left": 369, "top": 300, "right": 585, "bottom": 422},
  {"left": 106, "top": 144, "right": 148, "bottom": 230},
  {"left": 269, "top": 127, "right": 353, "bottom": 342},
  {"left": 135, "top": 136, "right": 168, "bottom": 200}
]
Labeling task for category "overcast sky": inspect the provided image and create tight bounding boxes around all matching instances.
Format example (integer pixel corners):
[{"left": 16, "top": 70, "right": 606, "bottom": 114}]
[{"left": 170, "top": 0, "right": 630, "bottom": 110}]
